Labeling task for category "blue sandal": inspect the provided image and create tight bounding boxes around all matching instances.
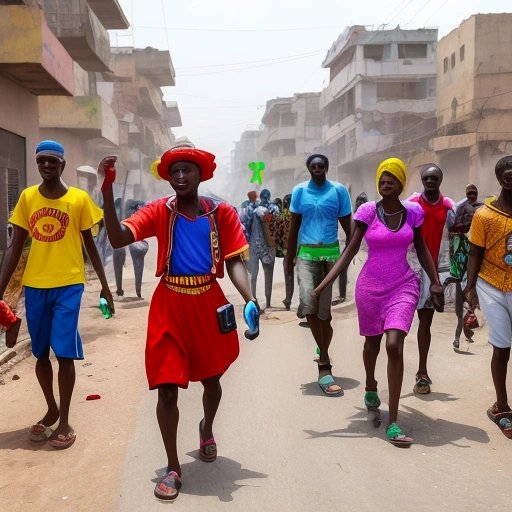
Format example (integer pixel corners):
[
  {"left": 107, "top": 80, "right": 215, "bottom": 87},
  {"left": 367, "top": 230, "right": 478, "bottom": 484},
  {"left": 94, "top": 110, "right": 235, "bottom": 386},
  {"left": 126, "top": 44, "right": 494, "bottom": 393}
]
[{"left": 318, "top": 363, "right": 343, "bottom": 396}]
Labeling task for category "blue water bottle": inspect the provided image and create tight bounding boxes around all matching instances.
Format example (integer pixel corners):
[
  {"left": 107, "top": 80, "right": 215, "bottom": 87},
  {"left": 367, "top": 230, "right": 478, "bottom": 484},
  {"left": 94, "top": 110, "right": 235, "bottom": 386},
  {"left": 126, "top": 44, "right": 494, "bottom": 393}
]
[
  {"left": 99, "top": 298, "right": 112, "bottom": 319},
  {"left": 243, "top": 300, "right": 260, "bottom": 340}
]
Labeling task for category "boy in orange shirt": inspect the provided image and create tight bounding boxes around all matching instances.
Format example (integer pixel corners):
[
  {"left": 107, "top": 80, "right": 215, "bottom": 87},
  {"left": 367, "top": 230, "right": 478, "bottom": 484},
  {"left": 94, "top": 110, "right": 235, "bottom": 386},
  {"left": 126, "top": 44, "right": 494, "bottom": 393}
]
[{"left": 465, "top": 155, "right": 512, "bottom": 438}]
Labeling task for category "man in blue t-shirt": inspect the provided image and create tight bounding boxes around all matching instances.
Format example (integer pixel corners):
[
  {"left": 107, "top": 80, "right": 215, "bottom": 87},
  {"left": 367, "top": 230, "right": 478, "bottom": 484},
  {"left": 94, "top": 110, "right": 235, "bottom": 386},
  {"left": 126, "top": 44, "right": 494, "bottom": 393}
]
[{"left": 286, "top": 154, "right": 352, "bottom": 396}]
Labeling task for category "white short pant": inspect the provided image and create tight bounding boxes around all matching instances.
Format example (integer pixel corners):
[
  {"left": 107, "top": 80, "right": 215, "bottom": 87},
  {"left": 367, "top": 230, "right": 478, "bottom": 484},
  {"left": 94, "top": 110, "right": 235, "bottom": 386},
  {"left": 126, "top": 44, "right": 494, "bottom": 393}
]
[{"left": 476, "top": 278, "right": 512, "bottom": 349}]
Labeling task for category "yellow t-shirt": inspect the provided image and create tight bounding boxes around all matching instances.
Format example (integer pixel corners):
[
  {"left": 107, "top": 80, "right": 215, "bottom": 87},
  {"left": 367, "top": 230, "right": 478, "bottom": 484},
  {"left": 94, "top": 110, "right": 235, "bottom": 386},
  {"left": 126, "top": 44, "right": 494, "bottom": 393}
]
[
  {"left": 468, "top": 197, "right": 512, "bottom": 292},
  {"left": 9, "top": 186, "right": 103, "bottom": 288}
]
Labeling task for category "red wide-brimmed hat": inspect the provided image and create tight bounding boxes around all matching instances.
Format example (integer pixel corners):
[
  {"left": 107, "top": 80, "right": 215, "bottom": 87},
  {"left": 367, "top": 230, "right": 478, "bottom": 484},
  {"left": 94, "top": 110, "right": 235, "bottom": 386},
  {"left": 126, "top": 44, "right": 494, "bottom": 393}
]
[{"left": 157, "top": 148, "right": 217, "bottom": 182}]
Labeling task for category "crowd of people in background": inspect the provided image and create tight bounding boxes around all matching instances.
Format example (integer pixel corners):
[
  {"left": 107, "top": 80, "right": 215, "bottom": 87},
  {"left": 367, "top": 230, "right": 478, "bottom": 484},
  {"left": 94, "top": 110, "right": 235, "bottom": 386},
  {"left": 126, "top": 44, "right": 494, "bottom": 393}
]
[{"left": 236, "top": 153, "right": 512, "bottom": 447}]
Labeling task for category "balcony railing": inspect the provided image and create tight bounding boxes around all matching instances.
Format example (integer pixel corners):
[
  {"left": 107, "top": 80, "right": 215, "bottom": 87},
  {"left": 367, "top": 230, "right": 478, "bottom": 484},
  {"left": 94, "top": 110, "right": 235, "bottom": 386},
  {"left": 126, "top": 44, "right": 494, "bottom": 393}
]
[{"left": 42, "top": 0, "right": 111, "bottom": 72}]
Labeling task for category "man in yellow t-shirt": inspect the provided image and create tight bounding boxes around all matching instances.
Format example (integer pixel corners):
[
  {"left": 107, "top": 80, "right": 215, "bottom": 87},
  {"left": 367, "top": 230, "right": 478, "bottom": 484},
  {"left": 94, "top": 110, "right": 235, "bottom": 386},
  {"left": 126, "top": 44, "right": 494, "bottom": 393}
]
[
  {"left": 465, "top": 155, "right": 512, "bottom": 439},
  {"left": 0, "top": 140, "right": 114, "bottom": 450}
]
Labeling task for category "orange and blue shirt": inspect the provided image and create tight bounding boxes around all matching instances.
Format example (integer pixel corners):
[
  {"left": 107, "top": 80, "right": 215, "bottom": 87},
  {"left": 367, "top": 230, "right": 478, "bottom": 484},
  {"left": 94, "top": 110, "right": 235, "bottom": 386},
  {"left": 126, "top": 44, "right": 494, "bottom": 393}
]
[{"left": 121, "top": 196, "right": 248, "bottom": 279}]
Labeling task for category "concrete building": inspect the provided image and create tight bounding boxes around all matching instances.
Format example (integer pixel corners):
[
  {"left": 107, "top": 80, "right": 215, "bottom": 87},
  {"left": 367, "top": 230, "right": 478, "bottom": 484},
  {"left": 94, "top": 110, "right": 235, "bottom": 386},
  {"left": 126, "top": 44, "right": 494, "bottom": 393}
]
[
  {"left": 98, "top": 46, "right": 181, "bottom": 201},
  {"left": 36, "top": 0, "right": 130, "bottom": 196},
  {"left": 431, "top": 13, "right": 512, "bottom": 198},
  {"left": 257, "top": 93, "right": 322, "bottom": 195},
  {"left": 229, "top": 130, "right": 261, "bottom": 204},
  {"left": 0, "top": 0, "right": 182, "bottom": 252},
  {"left": 0, "top": 0, "right": 84, "bottom": 253},
  {"left": 321, "top": 25, "right": 438, "bottom": 196}
]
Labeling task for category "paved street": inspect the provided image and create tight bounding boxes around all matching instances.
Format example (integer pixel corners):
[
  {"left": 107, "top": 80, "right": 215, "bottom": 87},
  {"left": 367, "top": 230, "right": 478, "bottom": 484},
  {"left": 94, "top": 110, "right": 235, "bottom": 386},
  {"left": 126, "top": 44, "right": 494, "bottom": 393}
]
[{"left": 0, "top": 253, "right": 511, "bottom": 511}]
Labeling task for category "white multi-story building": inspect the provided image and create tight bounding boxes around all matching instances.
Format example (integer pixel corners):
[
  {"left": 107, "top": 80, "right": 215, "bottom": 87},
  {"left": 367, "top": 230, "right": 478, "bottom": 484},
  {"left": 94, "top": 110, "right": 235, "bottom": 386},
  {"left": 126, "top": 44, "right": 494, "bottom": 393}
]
[
  {"left": 321, "top": 25, "right": 438, "bottom": 196},
  {"left": 257, "top": 93, "right": 322, "bottom": 196}
]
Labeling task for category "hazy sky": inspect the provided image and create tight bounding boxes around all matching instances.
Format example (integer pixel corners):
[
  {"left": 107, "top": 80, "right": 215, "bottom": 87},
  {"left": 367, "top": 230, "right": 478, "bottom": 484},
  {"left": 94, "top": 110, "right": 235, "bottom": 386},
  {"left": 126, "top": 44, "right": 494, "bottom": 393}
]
[{"left": 111, "top": 0, "right": 510, "bottom": 175}]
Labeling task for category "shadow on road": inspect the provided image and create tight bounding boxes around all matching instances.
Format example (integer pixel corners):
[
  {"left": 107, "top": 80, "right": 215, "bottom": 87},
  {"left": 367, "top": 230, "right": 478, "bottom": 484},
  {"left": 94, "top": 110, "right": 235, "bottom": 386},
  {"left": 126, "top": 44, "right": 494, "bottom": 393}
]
[
  {"left": 152, "top": 454, "right": 267, "bottom": 502},
  {"left": 301, "top": 377, "right": 360, "bottom": 396},
  {"left": 0, "top": 427, "right": 53, "bottom": 451},
  {"left": 303, "top": 404, "right": 490, "bottom": 448},
  {"left": 400, "top": 391, "right": 459, "bottom": 402}
]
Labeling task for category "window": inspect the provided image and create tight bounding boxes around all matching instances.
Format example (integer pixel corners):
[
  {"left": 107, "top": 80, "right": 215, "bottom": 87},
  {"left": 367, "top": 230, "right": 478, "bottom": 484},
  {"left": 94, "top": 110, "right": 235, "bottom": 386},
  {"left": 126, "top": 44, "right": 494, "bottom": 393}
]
[
  {"left": 460, "top": 45, "right": 465, "bottom": 62},
  {"left": 348, "top": 129, "right": 357, "bottom": 150},
  {"left": 336, "top": 135, "right": 346, "bottom": 162},
  {"left": 328, "top": 88, "right": 355, "bottom": 127},
  {"left": 363, "top": 45, "right": 384, "bottom": 61},
  {"left": 398, "top": 44, "right": 427, "bottom": 59},
  {"left": 6, "top": 168, "right": 19, "bottom": 216},
  {"left": 280, "top": 113, "right": 296, "bottom": 127},
  {"left": 444, "top": 57, "right": 448, "bottom": 73},
  {"left": 376, "top": 82, "right": 428, "bottom": 100},
  {"left": 451, "top": 52, "right": 456, "bottom": 69}
]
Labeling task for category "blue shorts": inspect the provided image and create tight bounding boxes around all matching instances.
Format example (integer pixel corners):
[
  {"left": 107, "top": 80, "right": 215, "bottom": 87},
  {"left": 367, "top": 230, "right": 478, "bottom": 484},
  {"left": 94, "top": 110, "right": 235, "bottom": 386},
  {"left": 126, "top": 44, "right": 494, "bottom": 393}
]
[{"left": 24, "top": 284, "right": 84, "bottom": 360}]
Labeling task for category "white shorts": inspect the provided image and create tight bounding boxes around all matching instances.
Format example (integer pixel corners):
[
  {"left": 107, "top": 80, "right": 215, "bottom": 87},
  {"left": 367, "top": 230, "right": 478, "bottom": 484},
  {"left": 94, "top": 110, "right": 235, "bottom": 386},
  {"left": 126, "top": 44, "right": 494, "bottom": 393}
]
[{"left": 476, "top": 278, "right": 512, "bottom": 349}]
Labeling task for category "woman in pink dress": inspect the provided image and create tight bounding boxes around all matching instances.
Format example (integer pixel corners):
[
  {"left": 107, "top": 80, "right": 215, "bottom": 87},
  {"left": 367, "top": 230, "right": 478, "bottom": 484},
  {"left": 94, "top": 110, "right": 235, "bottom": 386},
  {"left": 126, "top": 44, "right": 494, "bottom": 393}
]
[{"left": 313, "top": 158, "right": 443, "bottom": 446}]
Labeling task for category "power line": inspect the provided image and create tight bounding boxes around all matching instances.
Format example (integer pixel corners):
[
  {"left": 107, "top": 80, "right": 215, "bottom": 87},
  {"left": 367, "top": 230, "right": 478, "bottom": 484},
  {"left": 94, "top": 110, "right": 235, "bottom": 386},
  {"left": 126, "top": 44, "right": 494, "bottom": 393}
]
[
  {"left": 423, "top": 0, "right": 450, "bottom": 25},
  {"left": 159, "top": 0, "right": 171, "bottom": 51},
  {"left": 177, "top": 50, "right": 325, "bottom": 77},
  {"left": 402, "top": 0, "right": 435, "bottom": 26},
  {"left": 128, "top": 24, "right": 346, "bottom": 33},
  {"left": 176, "top": 49, "right": 327, "bottom": 70}
]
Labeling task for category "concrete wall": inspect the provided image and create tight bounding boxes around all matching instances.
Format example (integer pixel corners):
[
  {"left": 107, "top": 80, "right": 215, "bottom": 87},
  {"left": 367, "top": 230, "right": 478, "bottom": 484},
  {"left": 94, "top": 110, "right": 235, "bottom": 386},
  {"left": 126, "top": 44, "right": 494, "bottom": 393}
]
[
  {"left": 437, "top": 17, "right": 476, "bottom": 126},
  {"left": 0, "top": 75, "right": 40, "bottom": 185},
  {"left": 38, "top": 129, "right": 88, "bottom": 187}
]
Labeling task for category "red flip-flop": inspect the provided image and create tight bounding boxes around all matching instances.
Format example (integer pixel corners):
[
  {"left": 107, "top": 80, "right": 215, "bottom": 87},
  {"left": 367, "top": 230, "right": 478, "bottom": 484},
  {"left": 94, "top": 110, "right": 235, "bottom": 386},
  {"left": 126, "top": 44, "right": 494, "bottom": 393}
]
[
  {"left": 154, "top": 470, "right": 182, "bottom": 501},
  {"left": 49, "top": 430, "right": 76, "bottom": 450},
  {"left": 487, "top": 405, "right": 512, "bottom": 439}
]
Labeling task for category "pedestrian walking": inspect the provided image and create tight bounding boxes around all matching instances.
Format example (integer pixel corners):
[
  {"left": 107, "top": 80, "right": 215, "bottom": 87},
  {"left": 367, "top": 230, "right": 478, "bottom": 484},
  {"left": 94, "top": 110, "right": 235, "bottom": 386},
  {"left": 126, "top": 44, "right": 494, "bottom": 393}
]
[
  {"left": 465, "top": 156, "right": 512, "bottom": 439},
  {"left": 447, "top": 184, "right": 483, "bottom": 349},
  {"left": 0, "top": 140, "right": 114, "bottom": 450},
  {"left": 313, "top": 158, "right": 443, "bottom": 445},
  {"left": 246, "top": 189, "right": 279, "bottom": 309},
  {"left": 408, "top": 164, "right": 455, "bottom": 394},
  {"left": 113, "top": 198, "right": 149, "bottom": 299},
  {"left": 98, "top": 146, "right": 258, "bottom": 501},
  {"left": 286, "top": 154, "right": 352, "bottom": 396},
  {"left": 273, "top": 193, "right": 294, "bottom": 309}
]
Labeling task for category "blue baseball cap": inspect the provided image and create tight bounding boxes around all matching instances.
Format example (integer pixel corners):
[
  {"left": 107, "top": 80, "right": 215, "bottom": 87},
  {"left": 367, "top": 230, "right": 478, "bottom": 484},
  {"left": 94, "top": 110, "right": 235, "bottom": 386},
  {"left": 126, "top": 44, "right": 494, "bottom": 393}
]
[{"left": 35, "top": 140, "right": 65, "bottom": 159}]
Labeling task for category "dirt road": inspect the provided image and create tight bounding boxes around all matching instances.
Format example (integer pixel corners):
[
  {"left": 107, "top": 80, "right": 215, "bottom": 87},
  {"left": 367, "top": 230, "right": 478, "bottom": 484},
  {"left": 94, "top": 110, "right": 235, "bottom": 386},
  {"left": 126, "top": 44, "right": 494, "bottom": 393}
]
[{"left": 0, "top": 256, "right": 510, "bottom": 511}]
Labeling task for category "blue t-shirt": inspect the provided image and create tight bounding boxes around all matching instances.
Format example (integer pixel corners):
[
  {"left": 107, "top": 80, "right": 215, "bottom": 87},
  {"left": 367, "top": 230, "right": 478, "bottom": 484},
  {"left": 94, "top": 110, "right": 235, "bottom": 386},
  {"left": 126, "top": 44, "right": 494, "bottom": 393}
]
[
  {"left": 290, "top": 179, "right": 351, "bottom": 245},
  {"left": 170, "top": 215, "right": 212, "bottom": 275}
]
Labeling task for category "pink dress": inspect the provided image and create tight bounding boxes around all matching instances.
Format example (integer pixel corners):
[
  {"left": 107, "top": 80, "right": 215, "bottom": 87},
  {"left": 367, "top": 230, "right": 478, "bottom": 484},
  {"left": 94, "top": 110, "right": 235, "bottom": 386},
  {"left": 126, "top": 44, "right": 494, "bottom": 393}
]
[{"left": 353, "top": 201, "right": 424, "bottom": 336}]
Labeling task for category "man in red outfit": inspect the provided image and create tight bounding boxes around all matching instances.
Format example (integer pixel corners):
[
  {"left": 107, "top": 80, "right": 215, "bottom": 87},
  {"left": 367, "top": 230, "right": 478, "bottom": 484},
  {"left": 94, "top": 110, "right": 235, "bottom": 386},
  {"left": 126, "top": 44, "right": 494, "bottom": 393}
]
[{"left": 98, "top": 147, "right": 257, "bottom": 501}]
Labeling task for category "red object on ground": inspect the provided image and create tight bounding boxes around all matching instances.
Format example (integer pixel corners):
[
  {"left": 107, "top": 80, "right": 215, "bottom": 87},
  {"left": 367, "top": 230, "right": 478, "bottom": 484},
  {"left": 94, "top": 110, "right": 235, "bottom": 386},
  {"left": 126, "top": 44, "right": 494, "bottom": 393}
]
[
  {"left": 0, "top": 300, "right": 18, "bottom": 329},
  {"left": 86, "top": 394, "right": 101, "bottom": 400}
]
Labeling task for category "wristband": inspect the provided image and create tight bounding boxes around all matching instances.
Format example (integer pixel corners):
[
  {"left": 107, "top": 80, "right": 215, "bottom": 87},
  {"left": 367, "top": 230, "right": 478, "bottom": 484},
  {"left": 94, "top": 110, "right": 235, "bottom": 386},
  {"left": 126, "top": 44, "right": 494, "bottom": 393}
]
[{"left": 98, "top": 165, "right": 116, "bottom": 192}]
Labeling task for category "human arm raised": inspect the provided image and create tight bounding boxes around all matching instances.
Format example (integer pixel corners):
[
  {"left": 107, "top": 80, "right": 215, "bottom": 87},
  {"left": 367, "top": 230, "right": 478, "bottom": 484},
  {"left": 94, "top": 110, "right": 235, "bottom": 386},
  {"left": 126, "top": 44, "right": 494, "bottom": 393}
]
[{"left": 98, "top": 156, "right": 135, "bottom": 249}]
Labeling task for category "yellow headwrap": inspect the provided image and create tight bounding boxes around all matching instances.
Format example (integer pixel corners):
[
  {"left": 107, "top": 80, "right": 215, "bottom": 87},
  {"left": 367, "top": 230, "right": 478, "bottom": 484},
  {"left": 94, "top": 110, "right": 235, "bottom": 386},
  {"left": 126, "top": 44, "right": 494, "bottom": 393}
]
[{"left": 375, "top": 157, "right": 407, "bottom": 194}]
